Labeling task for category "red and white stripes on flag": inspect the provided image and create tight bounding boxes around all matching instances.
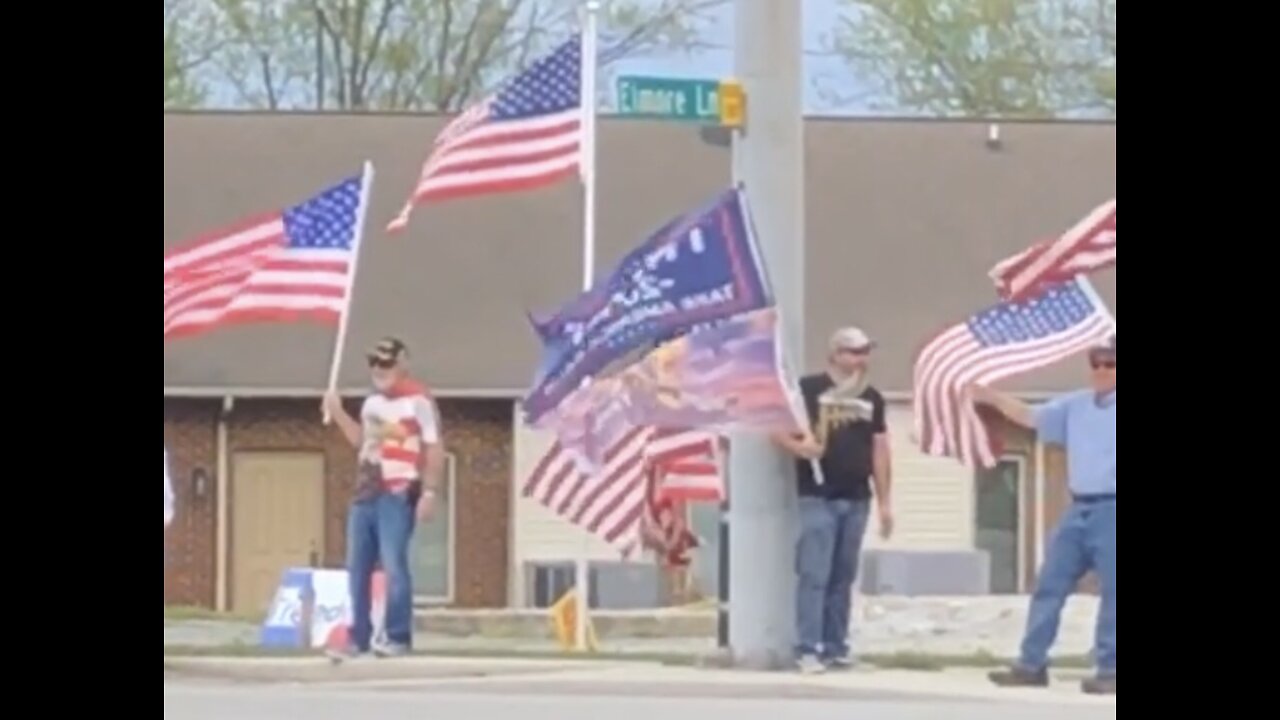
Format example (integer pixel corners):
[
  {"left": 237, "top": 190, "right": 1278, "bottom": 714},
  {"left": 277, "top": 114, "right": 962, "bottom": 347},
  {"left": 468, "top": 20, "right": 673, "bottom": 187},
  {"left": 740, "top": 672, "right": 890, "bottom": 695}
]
[
  {"left": 522, "top": 426, "right": 722, "bottom": 556},
  {"left": 913, "top": 277, "right": 1115, "bottom": 469},
  {"left": 989, "top": 199, "right": 1116, "bottom": 301},
  {"left": 647, "top": 431, "right": 724, "bottom": 503},
  {"left": 386, "top": 35, "right": 583, "bottom": 234},
  {"left": 164, "top": 174, "right": 363, "bottom": 340}
]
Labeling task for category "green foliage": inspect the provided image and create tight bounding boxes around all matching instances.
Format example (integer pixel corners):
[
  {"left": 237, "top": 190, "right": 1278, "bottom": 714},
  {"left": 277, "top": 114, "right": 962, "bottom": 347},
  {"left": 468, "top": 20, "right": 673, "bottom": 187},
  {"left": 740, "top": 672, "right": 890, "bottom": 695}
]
[
  {"left": 825, "top": 0, "right": 1115, "bottom": 119},
  {"left": 164, "top": 1, "right": 207, "bottom": 108},
  {"left": 168, "top": 0, "right": 725, "bottom": 112}
]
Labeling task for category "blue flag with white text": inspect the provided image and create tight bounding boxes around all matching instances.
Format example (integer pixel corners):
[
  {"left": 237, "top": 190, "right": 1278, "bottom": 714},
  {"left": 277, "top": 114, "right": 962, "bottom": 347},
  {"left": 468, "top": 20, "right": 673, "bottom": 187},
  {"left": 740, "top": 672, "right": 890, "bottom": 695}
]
[{"left": 522, "top": 186, "right": 772, "bottom": 424}]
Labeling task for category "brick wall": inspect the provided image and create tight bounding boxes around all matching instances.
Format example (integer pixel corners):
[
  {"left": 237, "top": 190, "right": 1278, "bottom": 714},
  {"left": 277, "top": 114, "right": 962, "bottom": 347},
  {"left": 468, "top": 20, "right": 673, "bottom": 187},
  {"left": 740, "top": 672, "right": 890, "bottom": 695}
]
[
  {"left": 164, "top": 399, "right": 219, "bottom": 606},
  {"left": 163, "top": 396, "right": 513, "bottom": 609}
]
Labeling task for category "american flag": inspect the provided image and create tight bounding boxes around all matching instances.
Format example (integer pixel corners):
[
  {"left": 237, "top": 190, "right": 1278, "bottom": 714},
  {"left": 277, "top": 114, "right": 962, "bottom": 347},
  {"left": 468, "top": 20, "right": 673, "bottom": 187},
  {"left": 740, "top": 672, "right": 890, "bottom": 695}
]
[
  {"left": 523, "top": 425, "right": 721, "bottom": 556},
  {"left": 913, "top": 277, "right": 1115, "bottom": 468},
  {"left": 164, "top": 174, "right": 364, "bottom": 340},
  {"left": 989, "top": 199, "right": 1116, "bottom": 301},
  {"left": 386, "top": 35, "right": 583, "bottom": 233}
]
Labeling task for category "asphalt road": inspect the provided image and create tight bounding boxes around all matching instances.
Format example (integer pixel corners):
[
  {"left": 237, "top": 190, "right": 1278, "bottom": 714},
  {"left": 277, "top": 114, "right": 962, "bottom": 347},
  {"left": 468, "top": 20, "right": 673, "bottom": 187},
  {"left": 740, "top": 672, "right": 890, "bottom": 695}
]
[{"left": 164, "top": 680, "right": 1116, "bottom": 720}]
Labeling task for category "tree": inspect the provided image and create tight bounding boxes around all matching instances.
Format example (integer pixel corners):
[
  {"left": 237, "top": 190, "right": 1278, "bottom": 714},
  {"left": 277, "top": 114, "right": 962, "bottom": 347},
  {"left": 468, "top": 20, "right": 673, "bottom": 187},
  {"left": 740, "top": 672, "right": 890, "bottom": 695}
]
[
  {"left": 165, "top": 35, "right": 204, "bottom": 108},
  {"left": 823, "top": 0, "right": 1115, "bottom": 119},
  {"left": 1084, "top": 0, "right": 1115, "bottom": 113},
  {"left": 174, "top": 0, "right": 726, "bottom": 112},
  {"left": 165, "top": 0, "right": 211, "bottom": 108}
]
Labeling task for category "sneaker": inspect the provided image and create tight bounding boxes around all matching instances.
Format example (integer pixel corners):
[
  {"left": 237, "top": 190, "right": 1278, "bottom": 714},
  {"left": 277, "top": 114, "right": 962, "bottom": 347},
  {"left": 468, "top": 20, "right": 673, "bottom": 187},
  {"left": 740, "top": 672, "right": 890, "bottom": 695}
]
[
  {"left": 1081, "top": 676, "right": 1115, "bottom": 695},
  {"left": 824, "top": 653, "right": 857, "bottom": 670},
  {"left": 325, "top": 646, "right": 371, "bottom": 664},
  {"left": 797, "top": 655, "right": 827, "bottom": 675},
  {"left": 988, "top": 666, "right": 1049, "bottom": 687},
  {"left": 373, "top": 642, "right": 412, "bottom": 658}
]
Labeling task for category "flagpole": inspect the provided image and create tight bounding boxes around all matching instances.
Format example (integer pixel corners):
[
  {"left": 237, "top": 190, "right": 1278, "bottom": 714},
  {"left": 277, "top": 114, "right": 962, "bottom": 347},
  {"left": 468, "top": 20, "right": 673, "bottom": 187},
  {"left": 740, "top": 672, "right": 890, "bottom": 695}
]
[
  {"left": 574, "top": 0, "right": 600, "bottom": 653},
  {"left": 1074, "top": 275, "right": 1116, "bottom": 332},
  {"left": 324, "top": 160, "right": 376, "bottom": 423}
]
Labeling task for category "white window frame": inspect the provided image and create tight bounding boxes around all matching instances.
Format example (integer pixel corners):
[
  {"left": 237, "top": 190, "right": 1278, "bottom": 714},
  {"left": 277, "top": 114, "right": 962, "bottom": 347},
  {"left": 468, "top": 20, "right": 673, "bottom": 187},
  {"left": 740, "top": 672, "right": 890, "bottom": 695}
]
[
  {"left": 413, "top": 453, "right": 457, "bottom": 606},
  {"left": 973, "top": 454, "right": 1028, "bottom": 593}
]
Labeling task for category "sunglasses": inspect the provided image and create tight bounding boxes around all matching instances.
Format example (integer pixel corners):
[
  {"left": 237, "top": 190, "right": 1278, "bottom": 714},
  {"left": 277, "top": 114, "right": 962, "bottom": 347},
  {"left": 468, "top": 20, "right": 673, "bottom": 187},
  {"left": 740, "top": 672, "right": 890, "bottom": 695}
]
[
  {"left": 367, "top": 357, "right": 398, "bottom": 370},
  {"left": 1090, "top": 359, "right": 1116, "bottom": 370}
]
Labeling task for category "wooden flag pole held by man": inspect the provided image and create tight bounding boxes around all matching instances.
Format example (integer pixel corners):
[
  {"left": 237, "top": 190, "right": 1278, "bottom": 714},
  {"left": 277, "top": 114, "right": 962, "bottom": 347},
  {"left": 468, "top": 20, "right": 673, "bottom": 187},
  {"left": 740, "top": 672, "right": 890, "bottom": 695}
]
[{"left": 323, "top": 161, "right": 377, "bottom": 424}]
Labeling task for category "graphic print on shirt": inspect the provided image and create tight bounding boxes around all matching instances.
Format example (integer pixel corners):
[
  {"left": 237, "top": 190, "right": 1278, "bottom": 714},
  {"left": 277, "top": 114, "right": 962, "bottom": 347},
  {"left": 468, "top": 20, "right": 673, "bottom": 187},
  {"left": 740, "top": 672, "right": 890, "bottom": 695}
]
[{"left": 359, "top": 382, "right": 440, "bottom": 493}]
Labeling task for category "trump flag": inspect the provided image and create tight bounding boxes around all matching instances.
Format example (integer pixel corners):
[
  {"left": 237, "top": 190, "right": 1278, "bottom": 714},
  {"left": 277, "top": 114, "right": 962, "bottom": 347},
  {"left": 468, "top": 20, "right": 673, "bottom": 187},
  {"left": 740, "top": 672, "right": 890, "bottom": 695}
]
[
  {"left": 536, "top": 307, "right": 805, "bottom": 470},
  {"left": 523, "top": 186, "right": 771, "bottom": 424}
]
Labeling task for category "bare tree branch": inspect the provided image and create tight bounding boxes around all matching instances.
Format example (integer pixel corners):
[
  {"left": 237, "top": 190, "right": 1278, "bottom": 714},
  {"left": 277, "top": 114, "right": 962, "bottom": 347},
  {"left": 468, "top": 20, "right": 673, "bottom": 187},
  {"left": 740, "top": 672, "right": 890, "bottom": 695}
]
[{"left": 174, "top": 0, "right": 724, "bottom": 111}]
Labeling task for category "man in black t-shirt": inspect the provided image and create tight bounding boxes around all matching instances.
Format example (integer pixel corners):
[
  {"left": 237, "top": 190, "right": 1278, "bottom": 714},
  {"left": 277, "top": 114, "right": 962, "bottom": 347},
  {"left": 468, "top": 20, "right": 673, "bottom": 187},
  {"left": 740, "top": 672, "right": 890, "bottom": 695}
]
[{"left": 774, "top": 327, "right": 894, "bottom": 674}]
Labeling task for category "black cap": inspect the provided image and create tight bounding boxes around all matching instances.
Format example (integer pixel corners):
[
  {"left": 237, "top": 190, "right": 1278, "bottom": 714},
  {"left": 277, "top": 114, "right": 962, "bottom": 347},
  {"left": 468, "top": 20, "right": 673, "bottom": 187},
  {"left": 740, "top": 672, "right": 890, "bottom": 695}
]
[{"left": 366, "top": 337, "right": 408, "bottom": 367}]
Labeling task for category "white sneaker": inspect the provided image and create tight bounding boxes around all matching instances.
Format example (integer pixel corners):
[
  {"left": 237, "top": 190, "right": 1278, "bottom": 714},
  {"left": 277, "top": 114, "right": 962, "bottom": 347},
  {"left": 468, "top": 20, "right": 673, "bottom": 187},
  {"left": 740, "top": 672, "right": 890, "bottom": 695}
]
[
  {"left": 373, "top": 642, "right": 411, "bottom": 658},
  {"left": 325, "top": 646, "right": 372, "bottom": 664},
  {"left": 826, "top": 653, "right": 857, "bottom": 670},
  {"left": 797, "top": 655, "right": 827, "bottom": 675}
]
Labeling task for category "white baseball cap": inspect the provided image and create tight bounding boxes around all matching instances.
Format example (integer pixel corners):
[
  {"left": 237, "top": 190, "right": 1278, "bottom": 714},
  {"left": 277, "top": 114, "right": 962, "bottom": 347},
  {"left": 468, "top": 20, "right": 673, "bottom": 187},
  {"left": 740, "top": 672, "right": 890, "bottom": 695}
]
[{"left": 830, "top": 327, "right": 876, "bottom": 353}]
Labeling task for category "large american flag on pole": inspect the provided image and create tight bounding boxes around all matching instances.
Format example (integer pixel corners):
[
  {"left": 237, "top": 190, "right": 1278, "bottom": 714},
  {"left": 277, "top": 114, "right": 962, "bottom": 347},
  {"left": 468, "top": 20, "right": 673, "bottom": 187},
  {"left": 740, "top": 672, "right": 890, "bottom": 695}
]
[
  {"left": 164, "top": 174, "right": 365, "bottom": 340},
  {"left": 989, "top": 199, "right": 1116, "bottom": 301},
  {"left": 913, "top": 277, "right": 1115, "bottom": 468},
  {"left": 386, "top": 35, "right": 582, "bottom": 233},
  {"left": 523, "top": 424, "right": 720, "bottom": 556}
]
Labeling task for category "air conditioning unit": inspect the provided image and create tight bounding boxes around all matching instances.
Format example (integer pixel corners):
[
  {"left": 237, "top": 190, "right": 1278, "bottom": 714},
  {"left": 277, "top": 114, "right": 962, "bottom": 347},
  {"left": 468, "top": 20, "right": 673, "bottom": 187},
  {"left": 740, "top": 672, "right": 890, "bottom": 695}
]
[
  {"left": 525, "top": 562, "right": 597, "bottom": 609},
  {"left": 524, "top": 561, "right": 663, "bottom": 609}
]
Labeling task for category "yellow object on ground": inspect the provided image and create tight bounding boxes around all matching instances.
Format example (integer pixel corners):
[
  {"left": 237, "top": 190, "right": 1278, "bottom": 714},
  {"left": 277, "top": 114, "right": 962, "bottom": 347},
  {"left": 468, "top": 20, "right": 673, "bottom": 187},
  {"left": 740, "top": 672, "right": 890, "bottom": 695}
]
[{"left": 549, "top": 588, "right": 598, "bottom": 652}]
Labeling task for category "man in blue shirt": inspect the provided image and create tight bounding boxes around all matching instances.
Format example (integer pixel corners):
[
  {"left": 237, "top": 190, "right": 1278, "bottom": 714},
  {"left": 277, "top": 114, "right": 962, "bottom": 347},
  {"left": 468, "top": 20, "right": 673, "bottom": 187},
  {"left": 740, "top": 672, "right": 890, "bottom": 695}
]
[{"left": 972, "top": 336, "right": 1115, "bottom": 695}]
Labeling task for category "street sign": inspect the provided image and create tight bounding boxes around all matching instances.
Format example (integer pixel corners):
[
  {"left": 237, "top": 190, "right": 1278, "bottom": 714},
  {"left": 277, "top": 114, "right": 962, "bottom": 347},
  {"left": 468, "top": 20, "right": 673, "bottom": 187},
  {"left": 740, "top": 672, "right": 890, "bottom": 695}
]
[{"left": 616, "top": 75, "right": 741, "bottom": 126}]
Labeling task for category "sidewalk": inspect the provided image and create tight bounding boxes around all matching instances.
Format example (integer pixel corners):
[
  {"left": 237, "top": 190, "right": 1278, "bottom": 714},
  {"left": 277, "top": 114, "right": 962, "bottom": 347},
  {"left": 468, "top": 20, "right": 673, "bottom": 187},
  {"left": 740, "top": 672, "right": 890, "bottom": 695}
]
[
  {"left": 164, "top": 655, "right": 1113, "bottom": 707},
  {"left": 163, "top": 618, "right": 1092, "bottom": 671},
  {"left": 165, "top": 596, "right": 1100, "bottom": 661}
]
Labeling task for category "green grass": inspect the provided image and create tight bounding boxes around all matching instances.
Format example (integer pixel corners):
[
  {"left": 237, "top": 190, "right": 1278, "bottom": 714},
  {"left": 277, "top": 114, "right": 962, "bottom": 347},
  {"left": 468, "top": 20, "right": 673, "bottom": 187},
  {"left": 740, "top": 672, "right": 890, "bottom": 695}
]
[{"left": 164, "top": 605, "right": 260, "bottom": 623}]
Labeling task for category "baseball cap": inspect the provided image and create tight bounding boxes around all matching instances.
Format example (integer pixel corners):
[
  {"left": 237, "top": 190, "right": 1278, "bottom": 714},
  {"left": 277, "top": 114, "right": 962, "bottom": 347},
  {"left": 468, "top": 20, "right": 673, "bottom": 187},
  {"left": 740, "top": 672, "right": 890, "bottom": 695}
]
[
  {"left": 830, "top": 327, "right": 876, "bottom": 353},
  {"left": 1088, "top": 335, "right": 1115, "bottom": 362},
  {"left": 366, "top": 337, "right": 409, "bottom": 367}
]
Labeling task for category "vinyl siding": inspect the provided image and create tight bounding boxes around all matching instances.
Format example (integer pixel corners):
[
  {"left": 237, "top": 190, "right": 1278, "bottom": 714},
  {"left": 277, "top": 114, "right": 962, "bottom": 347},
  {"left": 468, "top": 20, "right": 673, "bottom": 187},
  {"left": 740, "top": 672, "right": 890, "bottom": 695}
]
[
  {"left": 511, "top": 424, "right": 625, "bottom": 606},
  {"left": 510, "top": 401, "right": 974, "bottom": 606},
  {"left": 863, "top": 402, "right": 975, "bottom": 551}
]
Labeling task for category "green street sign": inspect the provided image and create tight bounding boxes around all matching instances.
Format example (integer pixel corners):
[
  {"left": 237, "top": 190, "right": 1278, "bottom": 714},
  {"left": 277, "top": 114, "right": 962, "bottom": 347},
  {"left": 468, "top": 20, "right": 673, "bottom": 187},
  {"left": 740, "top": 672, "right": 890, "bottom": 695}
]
[{"left": 615, "top": 75, "right": 723, "bottom": 123}]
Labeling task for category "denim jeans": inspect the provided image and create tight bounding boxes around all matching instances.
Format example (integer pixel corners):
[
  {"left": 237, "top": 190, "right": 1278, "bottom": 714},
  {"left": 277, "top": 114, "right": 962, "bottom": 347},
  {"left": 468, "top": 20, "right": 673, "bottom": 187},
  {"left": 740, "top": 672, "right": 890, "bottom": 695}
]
[
  {"left": 1019, "top": 499, "right": 1116, "bottom": 676},
  {"left": 795, "top": 496, "right": 872, "bottom": 659},
  {"left": 346, "top": 492, "right": 415, "bottom": 651}
]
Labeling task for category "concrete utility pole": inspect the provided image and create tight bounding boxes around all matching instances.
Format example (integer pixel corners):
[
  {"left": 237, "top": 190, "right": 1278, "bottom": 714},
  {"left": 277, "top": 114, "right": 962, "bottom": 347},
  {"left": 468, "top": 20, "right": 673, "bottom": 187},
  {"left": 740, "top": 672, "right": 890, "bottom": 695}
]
[{"left": 728, "top": 0, "right": 806, "bottom": 669}]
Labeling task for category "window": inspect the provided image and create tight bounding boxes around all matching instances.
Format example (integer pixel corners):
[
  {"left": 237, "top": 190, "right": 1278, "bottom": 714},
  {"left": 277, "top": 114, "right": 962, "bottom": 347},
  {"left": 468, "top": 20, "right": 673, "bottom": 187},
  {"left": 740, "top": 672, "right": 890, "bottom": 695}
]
[
  {"left": 688, "top": 502, "right": 724, "bottom": 600},
  {"left": 525, "top": 563, "right": 600, "bottom": 609},
  {"left": 411, "top": 454, "right": 456, "bottom": 604},
  {"left": 974, "top": 456, "right": 1025, "bottom": 594}
]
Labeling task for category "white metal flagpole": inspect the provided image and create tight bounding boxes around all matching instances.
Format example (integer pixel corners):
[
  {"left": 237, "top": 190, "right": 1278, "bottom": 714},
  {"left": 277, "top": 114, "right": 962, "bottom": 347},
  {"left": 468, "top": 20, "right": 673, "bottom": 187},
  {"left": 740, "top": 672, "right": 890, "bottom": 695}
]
[
  {"left": 324, "top": 160, "right": 377, "bottom": 423},
  {"left": 574, "top": 1, "right": 601, "bottom": 653}
]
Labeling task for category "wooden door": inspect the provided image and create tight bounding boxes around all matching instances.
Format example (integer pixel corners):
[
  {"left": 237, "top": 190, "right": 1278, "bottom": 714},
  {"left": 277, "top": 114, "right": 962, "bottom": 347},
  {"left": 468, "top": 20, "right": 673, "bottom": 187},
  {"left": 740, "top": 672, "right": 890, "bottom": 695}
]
[{"left": 231, "top": 452, "right": 326, "bottom": 615}]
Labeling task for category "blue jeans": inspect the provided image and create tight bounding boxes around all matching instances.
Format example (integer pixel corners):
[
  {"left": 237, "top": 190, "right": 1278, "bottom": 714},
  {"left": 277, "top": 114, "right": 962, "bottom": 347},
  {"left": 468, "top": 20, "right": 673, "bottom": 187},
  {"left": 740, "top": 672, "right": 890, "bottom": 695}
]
[
  {"left": 346, "top": 492, "right": 415, "bottom": 651},
  {"left": 795, "top": 497, "right": 872, "bottom": 659},
  {"left": 1019, "top": 499, "right": 1116, "bottom": 676}
]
